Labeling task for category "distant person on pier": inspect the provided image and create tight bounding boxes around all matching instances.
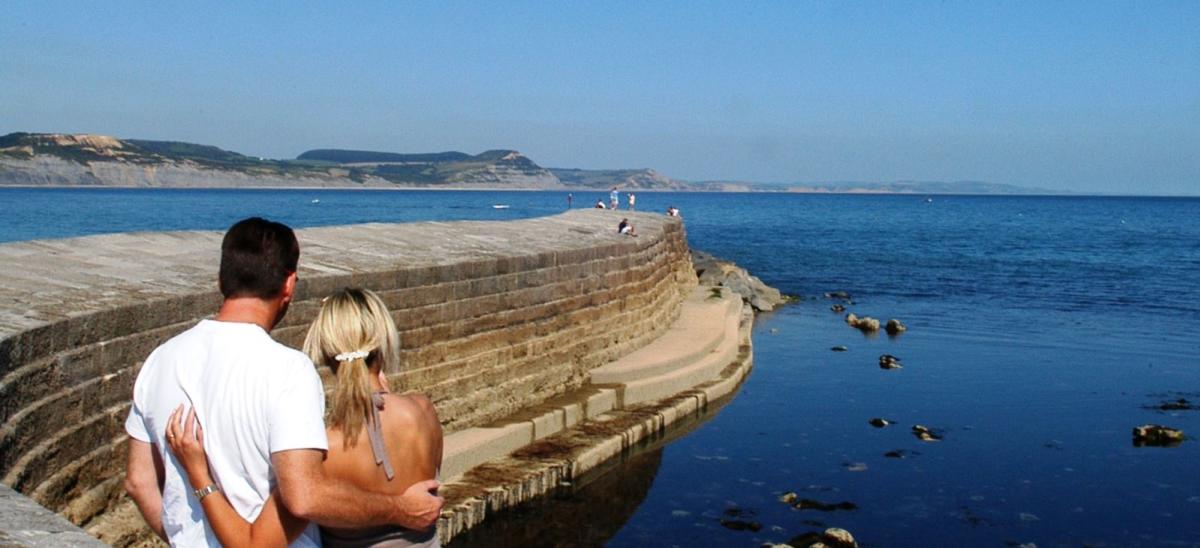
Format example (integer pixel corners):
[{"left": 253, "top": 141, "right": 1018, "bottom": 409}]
[
  {"left": 610, "top": 186, "right": 619, "bottom": 209},
  {"left": 123, "top": 218, "right": 442, "bottom": 547},
  {"left": 567, "top": 193, "right": 573, "bottom": 208},
  {"left": 595, "top": 199, "right": 606, "bottom": 209},
  {"left": 666, "top": 206, "right": 680, "bottom": 217},
  {"left": 165, "top": 288, "right": 444, "bottom": 547},
  {"left": 628, "top": 193, "right": 636, "bottom": 211}
]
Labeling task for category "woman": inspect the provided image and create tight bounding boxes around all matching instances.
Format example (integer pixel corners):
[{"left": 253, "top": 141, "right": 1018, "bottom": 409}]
[{"left": 166, "top": 288, "right": 443, "bottom": 547}]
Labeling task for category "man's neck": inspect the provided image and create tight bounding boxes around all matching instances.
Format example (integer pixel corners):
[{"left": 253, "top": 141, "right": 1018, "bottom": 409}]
[{"left": 214, "top": 297, "right": 279, "bottom": 333}]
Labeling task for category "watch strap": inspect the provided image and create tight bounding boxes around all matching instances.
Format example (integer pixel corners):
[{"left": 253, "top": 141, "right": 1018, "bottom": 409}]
[{"left": 193, "top": 483, "right": 220, "bottom": 500}]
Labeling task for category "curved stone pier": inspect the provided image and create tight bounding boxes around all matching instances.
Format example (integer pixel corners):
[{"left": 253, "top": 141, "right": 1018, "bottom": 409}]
[{"left": 0, "top": 210, "right": 705, "bottom": 545}]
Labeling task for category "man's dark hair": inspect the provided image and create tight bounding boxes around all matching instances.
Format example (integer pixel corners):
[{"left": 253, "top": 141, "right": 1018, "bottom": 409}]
[{"left": 219, "top": 217, "right": 300, "bottom": 299}]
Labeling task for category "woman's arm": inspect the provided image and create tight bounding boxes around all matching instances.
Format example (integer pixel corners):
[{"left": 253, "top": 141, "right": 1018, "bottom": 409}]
[{"left": 166, "top": 406, "right": 309, "bottom": 548}]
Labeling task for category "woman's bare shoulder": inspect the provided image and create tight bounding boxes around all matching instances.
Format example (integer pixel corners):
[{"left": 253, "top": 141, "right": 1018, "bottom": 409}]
[{"left": 381, "top": 392, "right": 439, "bottom": 423}]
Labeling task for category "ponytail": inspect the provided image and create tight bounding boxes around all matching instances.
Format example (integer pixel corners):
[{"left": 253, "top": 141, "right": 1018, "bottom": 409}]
[
  {"left": 303, "top": 287, "right": 401, "bottom": 449},
  {"left": 330, "top": 353, "right": 373, "bottom": 447}
]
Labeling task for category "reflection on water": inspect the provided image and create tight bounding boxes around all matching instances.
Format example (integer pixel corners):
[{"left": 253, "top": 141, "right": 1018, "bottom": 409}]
[{"left": 447, "top": 449, "right": 663, "bottom": 547}]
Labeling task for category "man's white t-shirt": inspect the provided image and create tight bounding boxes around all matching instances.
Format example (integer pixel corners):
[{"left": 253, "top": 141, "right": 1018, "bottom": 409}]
[{"left": 125, "top": 319, "right": 328, "bottom": 547}]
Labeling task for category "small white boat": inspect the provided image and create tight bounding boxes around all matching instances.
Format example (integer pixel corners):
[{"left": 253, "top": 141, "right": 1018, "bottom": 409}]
[
  {"left": 311, "top": 199, "right": 320, "bottom": 204},
  {"left": 492, "top": 204, "right": 510, "bottom": 209}
]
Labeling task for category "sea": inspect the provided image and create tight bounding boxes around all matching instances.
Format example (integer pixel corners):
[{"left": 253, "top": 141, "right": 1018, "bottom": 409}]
[{"left": 2, "top": 188, "right": 1198, "bottom": 547}]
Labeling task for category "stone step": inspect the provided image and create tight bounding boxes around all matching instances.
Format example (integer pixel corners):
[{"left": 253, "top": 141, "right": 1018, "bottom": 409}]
[
  {"left": 440, "top": 388, "right": 618, "bottom": 480},
  {"left": 614, "top": 313, "right": 740, "bottom": 406},
  {"left": 589, "top": 287, "right": 738, "bottom": 384},
  {"left": 31, "top": 435, "right": 127, "bottom": 520},
  {"left": 2, "top": 402, "right": 128, "bottom": 492}
]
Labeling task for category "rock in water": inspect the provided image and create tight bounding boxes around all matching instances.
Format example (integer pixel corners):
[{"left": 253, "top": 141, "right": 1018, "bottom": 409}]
[
  {"left": 868, "top": 418, "right": 893, "bottom": 428},
  {"left": 831, "top": 304, "right": 846, "bottom": 313},
  {"left": 692, "top": 250, "right": 787, "bottom": 312},
  {"left": 912, "top": 425, "right": 942, "bottom": 442},
  {"left": 831, "top": 345, "right": 848, "bottom": 352},
  {"left": 795, "top": 499, "right": 858, "bottom": 512},
  {"left": 885, "top": 318, "right": 907, "bottom": 334},
  {"left": 1132, "top": 424, "right": 1184, "bottom": 447},
  {"left": 720, "top": 518, "right": 763, "bottom": 532},
  {"left": 1158, "top": 398, "right": 1194, "bottom": 411},
  {"left": 844, "top": 313, "right": 880, "bottom": 332},
  {"left": 878, "top": 354, "right": 902, "bottom": 369},
  {"left": 823, "top": 528, "right": 858, "bottom": 548},
  {"left": 779, "top": 491, "right": 798, "bottom": 504},
  {"left": 825, "top": 291, "right": 852, "bottom": 300}
]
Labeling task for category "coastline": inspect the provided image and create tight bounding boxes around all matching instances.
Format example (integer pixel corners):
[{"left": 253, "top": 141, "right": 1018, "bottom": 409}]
[{"left": 1, "top": 184, "right": 1164, "bottom": 197}]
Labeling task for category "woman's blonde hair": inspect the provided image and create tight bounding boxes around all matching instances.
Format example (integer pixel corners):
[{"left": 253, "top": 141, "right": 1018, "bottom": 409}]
[{"left": 302, "top": 287, "right": 401, "bottom": 447}]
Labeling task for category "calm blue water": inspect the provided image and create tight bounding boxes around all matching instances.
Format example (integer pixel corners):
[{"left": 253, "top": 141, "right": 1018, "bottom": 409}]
[{"left": 3, "top": 188, "right": 1199, "bottom": 546}]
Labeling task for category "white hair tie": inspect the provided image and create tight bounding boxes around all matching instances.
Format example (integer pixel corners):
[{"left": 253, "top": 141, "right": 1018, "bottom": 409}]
[{"left": 334, "top": 350, "right": 369, "bottom": 362}]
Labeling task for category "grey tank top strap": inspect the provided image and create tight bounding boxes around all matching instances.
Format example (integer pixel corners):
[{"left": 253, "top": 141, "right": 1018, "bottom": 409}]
[{"left": 369, "top": 391, "right": 395, "bottom": 480}]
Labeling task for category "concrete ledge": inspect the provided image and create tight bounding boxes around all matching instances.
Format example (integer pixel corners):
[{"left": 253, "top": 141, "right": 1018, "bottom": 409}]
[
  {"left": 441, "top": 423, "right": 535, "bottom": 481},
  {"left": 617, "top": 299, "right": 740, "bottom": 405}
]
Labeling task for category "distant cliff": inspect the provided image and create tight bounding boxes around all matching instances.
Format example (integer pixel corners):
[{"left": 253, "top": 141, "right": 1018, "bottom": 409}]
[
  {"left": 548, "top": 167, "right": 690, "bottom": 190},
  {"left": 0, "top": 134, "right": 568, "bottom": 189},
  {"left": 295, "top": 148, "right": 559, "bottom": 188},
  {"left": 0, "top": 132, "right": 1053, "bottom": 194}
]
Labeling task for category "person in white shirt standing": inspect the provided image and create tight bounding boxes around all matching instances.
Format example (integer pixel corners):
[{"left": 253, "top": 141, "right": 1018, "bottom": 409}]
[{"left": 124, "top": 217, "right": 442, "bottom": 546}]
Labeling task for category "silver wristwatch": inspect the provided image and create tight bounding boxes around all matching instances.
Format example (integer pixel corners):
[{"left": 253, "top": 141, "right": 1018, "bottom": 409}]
[{"left": 193, "top": 484, "right": 221, "bottom": 500}]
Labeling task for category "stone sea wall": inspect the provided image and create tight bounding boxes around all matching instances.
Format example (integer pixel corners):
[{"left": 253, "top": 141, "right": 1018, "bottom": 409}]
[{"left": 0, "top": 210, "right": 695, "bottom": 545}]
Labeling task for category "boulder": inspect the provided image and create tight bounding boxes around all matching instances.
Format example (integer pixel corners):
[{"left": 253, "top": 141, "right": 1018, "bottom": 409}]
[
  {"left": 692, "top": 250, "right": 787, "bottom": 312},
  {"left": 868, "top": 418, "right": 893, "bottom": 428},
  {"left": 878, "top": 354, "right": 902, "bottom": 369},
  {"left": 885, "top": 318, "right": 907, "bottom": 334},
  {"left": 845, "top": 313, "right": 880, "bottom": 332},
  {"left": 778, "top": 491, "right": 798, "bottom": 504},
  {"left": 912, "top": 425, "right": 942, "bottom": 442},
  {"left": 823, "top": 528, "right": 858, "bottom": 548},
  {"left": 1132, "top": 424, "right": 1184, "bottom": 447}
]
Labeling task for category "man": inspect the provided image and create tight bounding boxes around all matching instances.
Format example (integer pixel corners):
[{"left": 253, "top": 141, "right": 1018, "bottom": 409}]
[
  {"left": 609, "top": 186, "right": 619, "bottom": 210},
  {"left": 124, "top": 217, "right": 442, "bottom": 546}
]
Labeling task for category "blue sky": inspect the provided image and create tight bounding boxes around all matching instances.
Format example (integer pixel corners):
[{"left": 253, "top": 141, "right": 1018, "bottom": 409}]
[{"left": 2, "top": 2, "right": 1197, "bottom": 194}]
